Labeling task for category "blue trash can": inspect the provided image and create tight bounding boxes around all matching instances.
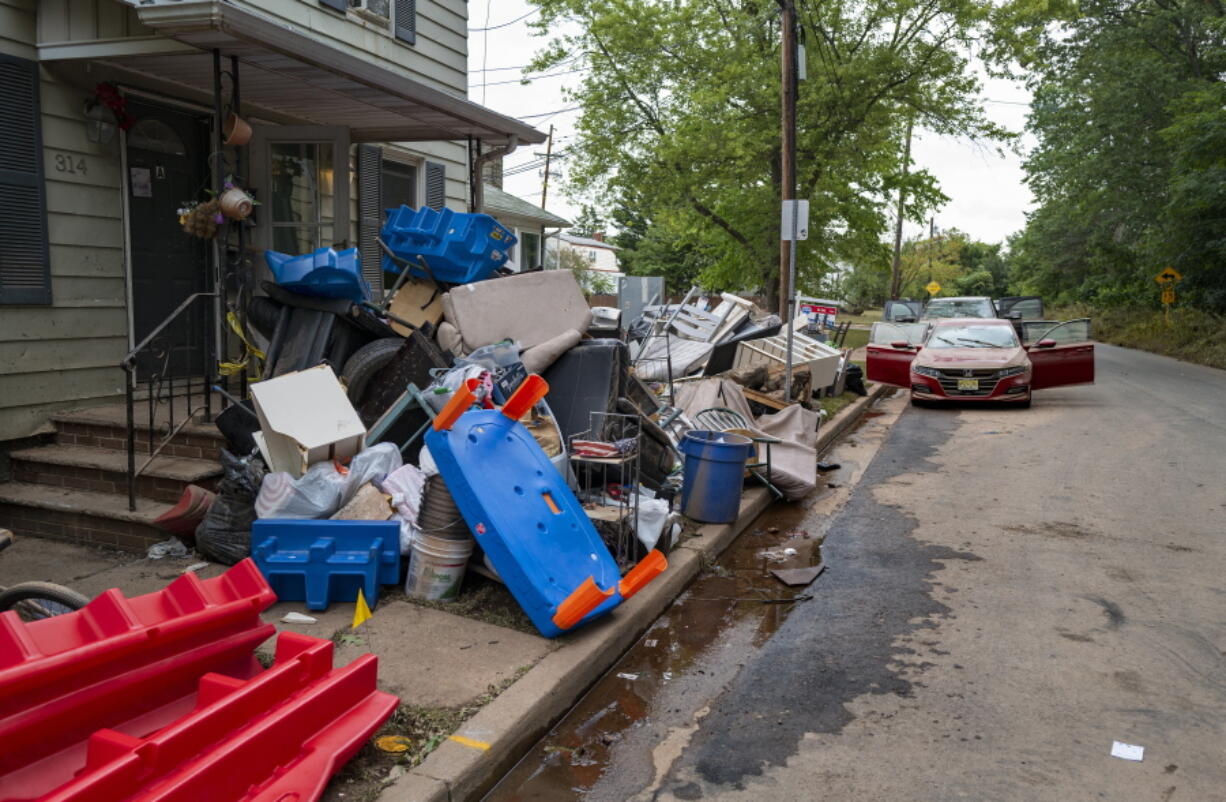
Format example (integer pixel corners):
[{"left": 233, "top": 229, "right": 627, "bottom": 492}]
[{"left": 680, "top": 430, "right": 754, "bottom": 523}]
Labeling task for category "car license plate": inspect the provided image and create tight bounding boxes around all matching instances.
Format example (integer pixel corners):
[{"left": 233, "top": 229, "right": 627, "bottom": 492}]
[{"left": 957, "top": 378, "right": 979, "bottom": 391}]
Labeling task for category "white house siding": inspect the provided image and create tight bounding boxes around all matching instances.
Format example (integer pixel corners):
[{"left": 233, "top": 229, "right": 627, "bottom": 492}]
[{"left": 0, "top": 0, "right": 128, "bottom": 440}]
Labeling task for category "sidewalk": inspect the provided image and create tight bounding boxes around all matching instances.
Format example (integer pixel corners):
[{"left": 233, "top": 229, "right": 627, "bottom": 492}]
[{"left": 0, "top": 383, "right": 887, "bottom": 802}]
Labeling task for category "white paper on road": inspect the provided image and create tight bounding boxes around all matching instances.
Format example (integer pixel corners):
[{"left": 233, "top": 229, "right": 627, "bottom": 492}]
[
  {"left": 1110, "top": 741, "right": 1145, "bottom": 761},
  {"left": 616, "top": 673, "right": 639, "bottom": 681}
]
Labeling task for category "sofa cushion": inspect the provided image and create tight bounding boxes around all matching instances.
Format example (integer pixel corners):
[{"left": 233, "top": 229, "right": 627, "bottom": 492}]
[{"left": 441, "top": 270, "right": 592, "bottom": 354}]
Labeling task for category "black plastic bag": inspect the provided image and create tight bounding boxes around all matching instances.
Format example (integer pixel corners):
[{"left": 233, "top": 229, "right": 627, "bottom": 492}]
[
  {"left": 195, "top": 450, "right": 265, "bottom": 565},
  {"left": 845, "top": 364, "right": 868, "bottom": 397}
]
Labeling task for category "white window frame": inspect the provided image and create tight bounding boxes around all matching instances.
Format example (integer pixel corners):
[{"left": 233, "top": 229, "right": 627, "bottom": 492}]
[
  {"left": 380, "top": 149, "right": 423, "bottom": 211},
  {"left": 250, "top": 125, "right": 350, "bottom": 252}
]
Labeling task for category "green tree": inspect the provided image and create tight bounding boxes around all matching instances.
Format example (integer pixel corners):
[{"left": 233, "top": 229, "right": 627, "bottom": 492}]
[
  {"left": 1003, "top": 0, "right": 1226, "bottom": 311},
  {"left": 569, "top": 204, "right": 606, "bottom": 239},
  {"left": 528, "top": 0, "right": 1009, "bottom": 310}
]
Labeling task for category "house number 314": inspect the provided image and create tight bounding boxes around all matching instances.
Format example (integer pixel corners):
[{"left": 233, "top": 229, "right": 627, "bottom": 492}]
[{"left": 54, "top": 153, "right": 88, "bottom": 174}]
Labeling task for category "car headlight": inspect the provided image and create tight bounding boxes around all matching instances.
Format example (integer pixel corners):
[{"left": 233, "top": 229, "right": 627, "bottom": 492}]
[
  {"left": 912, "top": 365, "right": 942, "bottom": 378},
  {"left": 997, "top": 365, "right": 1027, "bottom": 378}
]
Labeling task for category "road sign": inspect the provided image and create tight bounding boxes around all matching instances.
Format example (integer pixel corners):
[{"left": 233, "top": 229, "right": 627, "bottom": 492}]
[
  {"left": 925, "top": 281, "right": 941, "bottom": 295},
  {"left": 781, "top": 200, "right": 809, "bottom": 241},
  {"left": 1162, "top": 287, "right": 1175, "bottom": 305},
  {"left": 1155, "top": 267, "right": 1182, "bottom": 284}
]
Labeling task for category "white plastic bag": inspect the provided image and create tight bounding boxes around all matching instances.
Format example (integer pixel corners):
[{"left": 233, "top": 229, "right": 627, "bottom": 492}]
[
  {"left": 379, "top": 463, "right": 427, "bottom": 555},
  {"left": 256, "top": 461, "right": 348, "bottom": 518}
]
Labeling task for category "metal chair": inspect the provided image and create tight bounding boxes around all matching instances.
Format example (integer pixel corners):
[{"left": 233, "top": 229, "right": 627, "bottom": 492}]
[{"left": 692, "top": 407, "right": 783, "bottom": 499}]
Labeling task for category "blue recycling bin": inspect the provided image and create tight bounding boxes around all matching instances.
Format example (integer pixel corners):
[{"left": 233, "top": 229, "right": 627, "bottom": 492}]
[{"left": 679, "top": 431, "right": 754, "bottom": 523}]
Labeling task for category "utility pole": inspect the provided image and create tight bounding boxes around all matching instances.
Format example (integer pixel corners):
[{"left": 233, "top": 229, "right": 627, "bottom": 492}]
[
  {"left": 778, "top": 0, "right": 797, "bottom": 319},
  {"left": 540, "top": 124, "right": 554, "bottom": 208},
  {"left": 889, "top": 119, "right": 913, "bottom": 300}
]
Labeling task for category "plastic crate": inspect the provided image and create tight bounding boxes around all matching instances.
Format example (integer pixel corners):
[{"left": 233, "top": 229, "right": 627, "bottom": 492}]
[
  {"left": 380, "top": 205, "right": 517, "bottom": 284},
  {"left": 0, "top": 559, "right": 397, "bottom": 801},
  {"left": 265, "top": 246, "right": 371, "bottom": 302},
  {"left": 252, "top": 519, "right": 400, "bottom": 611}
]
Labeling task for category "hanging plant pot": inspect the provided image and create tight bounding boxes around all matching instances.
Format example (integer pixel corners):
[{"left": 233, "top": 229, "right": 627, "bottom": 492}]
[
  {"left": 223, "top": 112, "right": 252, "bottom": 146},
  {"left": 180, "top": 199, "right": 223, "bottom": 239},
  {"left": 219, "top": 187, "right": 254, "bottom": 221}
]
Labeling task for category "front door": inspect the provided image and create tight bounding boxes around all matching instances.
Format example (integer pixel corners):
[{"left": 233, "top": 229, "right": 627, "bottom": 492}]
[{"left": 125, "top": 100, "right": 210, "bottom": 378}]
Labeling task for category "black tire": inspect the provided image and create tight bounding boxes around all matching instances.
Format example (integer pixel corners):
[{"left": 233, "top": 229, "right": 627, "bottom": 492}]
[
  {"left": 1016, "top": 397, "right": 1032, "bottom": 409},
  {"left": 340, "top": 337, "right": 404, "bottom": 404},
  {"left": 0, "top": 581, "right": 90, "bottom": 622}
]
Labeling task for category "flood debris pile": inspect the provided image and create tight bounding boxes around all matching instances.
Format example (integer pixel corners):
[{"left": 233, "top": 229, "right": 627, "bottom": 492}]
[{"left": 171, "top": 205, "right": 846, "bottom": 642}]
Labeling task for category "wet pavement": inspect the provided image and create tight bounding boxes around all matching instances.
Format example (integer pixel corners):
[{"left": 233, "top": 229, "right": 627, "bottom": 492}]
[
  {"left": 486, "top": 343, "right": 1226, "bottom": 802},
  {"left": 484, "top": 401, "right": 901, "bottom": 801}
]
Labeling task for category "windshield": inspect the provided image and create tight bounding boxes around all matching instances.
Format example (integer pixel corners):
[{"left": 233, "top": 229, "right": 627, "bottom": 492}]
[
  {"left": 922, "top": 298, "right": 995, "bottom": 319},
  {"left": 927, "top": 324, "right": 1019, "bottom": 349}
]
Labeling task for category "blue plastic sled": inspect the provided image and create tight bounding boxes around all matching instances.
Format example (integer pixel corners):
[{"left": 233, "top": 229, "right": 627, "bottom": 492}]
[
  {"left": 424, "top": 375, "right": 667, "bottom": 638},
  {"left": 380, "top": 205, "right": 517, "bottom": 285},
  {"left": 265, "top": 247, "right": 371, "bottom": 303},
  {"left": 251, "top": 519, "right": 400, "bottom": 611}
]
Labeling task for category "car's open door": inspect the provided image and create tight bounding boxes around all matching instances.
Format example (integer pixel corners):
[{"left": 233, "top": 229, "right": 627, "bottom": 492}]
[
  {"left": 866, "top": 322, "right": 928, "bottom": 388},
  {"left": 1026, "top": 319, "right": 1094, "bottom": 390}
]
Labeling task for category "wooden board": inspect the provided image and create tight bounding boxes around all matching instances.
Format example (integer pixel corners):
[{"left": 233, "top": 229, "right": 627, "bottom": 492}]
[{"left": 387, "top": 276, "right": 445, "bottom": 335}]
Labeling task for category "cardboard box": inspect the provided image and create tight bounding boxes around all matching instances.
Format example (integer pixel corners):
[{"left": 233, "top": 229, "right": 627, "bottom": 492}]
[{"left": 250, "top": 365, "right": 366, "bottom": 477}]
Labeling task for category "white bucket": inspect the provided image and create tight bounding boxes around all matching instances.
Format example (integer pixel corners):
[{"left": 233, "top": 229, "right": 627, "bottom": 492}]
[{"left": 405, "top": 533, "right": 475, "bottom": 601}]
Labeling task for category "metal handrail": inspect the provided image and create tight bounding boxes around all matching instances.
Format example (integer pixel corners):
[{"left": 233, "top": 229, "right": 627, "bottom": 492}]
[{"left": 121, "top": 292, "right": 218, "bottom": 511}]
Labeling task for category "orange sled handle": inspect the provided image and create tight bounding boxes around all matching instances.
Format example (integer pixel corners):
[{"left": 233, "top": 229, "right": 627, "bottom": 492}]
[
  {"left": 618, "top": 549, "right": 667, "bottom": 600},
  {"left": 552, "top": 576, "right": 614, "bottom": 631},
  {"left": 501, "top": 374, "right": 549, "bottom": 421},
  {"left": 432, "top": 378, "right": 479, "bottom": 432}
]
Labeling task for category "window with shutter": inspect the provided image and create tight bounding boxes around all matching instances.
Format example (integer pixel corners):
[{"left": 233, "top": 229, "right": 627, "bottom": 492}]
[
  {"left": 357, "top": 144, "right": 384, "bottom": 299},
  {"left": 395, "top": 0, "right": 416, "bottom": 44},
  {"left": 424, "top": 161, "right": 446, "bottom": 210},
  {"left": 0, "top": 55, "right": 51, "bottom": 305}
]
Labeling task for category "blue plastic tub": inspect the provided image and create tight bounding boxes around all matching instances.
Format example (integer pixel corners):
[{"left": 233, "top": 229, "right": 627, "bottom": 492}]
[
  {"left": 265, "top": 247, "right": 371, "bottom": 302},
  {"left": 679, "top": 431, "right": 754, "bottom": 523},
  {"left": 380, "top": 205, "right": 517, "bottom": 284},
  {"left": 251, "top": 519, "right": 400, "bottom": 611}
]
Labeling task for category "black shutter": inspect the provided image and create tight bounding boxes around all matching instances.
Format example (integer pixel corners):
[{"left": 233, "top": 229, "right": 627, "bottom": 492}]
[
  {"left": 425, "top": 161, "right": 445, "bottom": 210},
  {"left": 395, "top": 0, "right": 416, "bottom": 44},
  {"left": 0, "top": 55, "right": 50, "bottom": 305},
  {"left": 319, "top": 0, "right": 348, "bottom": 13},
  {"left": 357, "top": 144, "right": 384, "bottom": 299}
]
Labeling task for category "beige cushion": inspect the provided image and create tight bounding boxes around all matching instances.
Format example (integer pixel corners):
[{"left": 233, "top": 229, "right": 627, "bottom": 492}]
[{"left": 441, "top": 270, "right": 592, "bottom": 355}]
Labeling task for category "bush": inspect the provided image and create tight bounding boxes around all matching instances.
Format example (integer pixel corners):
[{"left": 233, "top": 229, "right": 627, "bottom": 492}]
[{"left": 1054, "top": 304, "right": 1226, "bottom": 370}]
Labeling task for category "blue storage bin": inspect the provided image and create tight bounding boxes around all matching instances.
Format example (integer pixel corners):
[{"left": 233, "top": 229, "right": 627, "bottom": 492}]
[
  {"left": 380, "top": 205, "right": 517, "bottom": 284},
  {"left": 264, "top": 247, "right": 371, "bottom": 303},
  {"left": 251, "top": 519, "right": 400, "bottom": 611}
]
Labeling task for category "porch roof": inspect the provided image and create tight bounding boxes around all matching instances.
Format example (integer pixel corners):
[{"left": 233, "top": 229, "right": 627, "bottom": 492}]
[{"left": 82, "top": 1, "right": 545, "bottom": 145}]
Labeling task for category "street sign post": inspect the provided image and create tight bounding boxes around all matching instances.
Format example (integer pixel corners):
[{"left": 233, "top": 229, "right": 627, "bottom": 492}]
[
  {"left": 925, "top": 281, "right": 941, "bottom": 296},
  {"left": 1155, "top": 267, "right": 1182, "bottom": 325}
]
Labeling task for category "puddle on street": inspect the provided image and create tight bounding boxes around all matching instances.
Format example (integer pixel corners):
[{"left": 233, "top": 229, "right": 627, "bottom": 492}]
[{"left": 481, "top": 416, "right": 895, "bottom": 802}]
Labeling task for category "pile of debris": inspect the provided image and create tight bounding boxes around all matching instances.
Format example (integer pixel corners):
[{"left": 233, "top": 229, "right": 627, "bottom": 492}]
[{"left": 161, "top": 205, "right": 847, "bottom": 643}]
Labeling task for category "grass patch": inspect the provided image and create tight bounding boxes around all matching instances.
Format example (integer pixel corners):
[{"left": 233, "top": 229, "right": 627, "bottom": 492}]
[
  {"left": 838, "top": 309, "right": 882, "bottom": 325},
  {"left": 818, "top": 391, "right": 859, "bottom": 420},
  {"left": 324, "top": 667, "right": 533, "bottom": 802},
  {"left": 397, "top": 573, "right": 537, "bottom": 635},
  {"left": 839, "top": 328, "right": 870, "bottom": 351},
  {"left": 1055, "top": 305, "right": 1226, "bottom": 371}
]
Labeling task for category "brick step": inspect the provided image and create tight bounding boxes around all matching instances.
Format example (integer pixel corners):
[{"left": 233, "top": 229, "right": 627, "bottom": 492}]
[
  {"left": 0, "top": 482, "right": 173, "bottom": 553},
  {"left": 51, "top": 402, "right": 227, "bottom": 462},
  {"left": 9, "top": 444, "right": 222, "bottom": 505}
]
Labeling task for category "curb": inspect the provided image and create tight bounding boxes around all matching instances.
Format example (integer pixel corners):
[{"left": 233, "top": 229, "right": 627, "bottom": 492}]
[{"left": 385, "top": 390, "right": 886, "bottom": 802}]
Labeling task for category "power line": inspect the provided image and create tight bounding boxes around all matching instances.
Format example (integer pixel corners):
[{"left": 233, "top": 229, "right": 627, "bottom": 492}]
[
  {"left": 518, "top": 106, "right": 581, "bottom": 119},
  {"left": 468, "top": 8, "right": 538, "bottom": 31},
  {"left": 469, "top": 67, "right": 586, "bottom": 89},
  {"left": 468, "top": 55, "right": 583, "bottom": 74}
]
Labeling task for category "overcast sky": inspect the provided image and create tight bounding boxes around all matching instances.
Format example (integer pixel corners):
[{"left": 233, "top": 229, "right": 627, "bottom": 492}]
[{"left": 467, "top": 2, "right": 1034, "bottom": 246}]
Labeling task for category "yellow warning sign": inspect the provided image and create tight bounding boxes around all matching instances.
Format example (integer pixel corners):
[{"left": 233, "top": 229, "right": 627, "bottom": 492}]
[
  {"left": 1162, "top": 287, "right": 1175, "bottom": 305},
  {"left": 925, "top": 281, "right": 941, "bottom": 296},
  {"left": 1155, "top": 267, "right": 1182, "bottom": 284}
]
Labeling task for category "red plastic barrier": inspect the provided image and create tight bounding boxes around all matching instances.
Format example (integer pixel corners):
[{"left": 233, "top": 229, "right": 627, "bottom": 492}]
[{"left": 0, "top": 559, "right": 398, "bottom": 802}]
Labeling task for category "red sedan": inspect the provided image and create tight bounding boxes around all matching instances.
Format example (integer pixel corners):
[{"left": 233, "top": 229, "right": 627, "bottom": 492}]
[{"left": 866, "top": 318, "right": 1094, "bottom": 407}]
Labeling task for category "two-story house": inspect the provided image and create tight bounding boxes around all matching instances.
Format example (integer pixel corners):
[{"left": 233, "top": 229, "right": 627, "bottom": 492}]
[{"left": 0, "top": 0, "right": 544, "bottom": 443}]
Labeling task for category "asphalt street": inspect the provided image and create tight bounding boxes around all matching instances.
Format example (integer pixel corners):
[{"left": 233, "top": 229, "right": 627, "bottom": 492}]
[{"left": 491, "top": 344, "right": 1226, "bottom": 801}]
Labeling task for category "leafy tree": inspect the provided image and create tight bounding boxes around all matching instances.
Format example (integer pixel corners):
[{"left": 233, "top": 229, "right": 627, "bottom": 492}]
[
  {"left": 569, "top": 204, "right": 606, "bottom": 239},
  {"left": 527, "top": 0, "right": 1009, "bottom": 310},
  {"left": 1003, "top": 0, "right": 1226, "bottom": 311},
  {"left": 557, "top": 247, "right": 616, "bottom": 294}
]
